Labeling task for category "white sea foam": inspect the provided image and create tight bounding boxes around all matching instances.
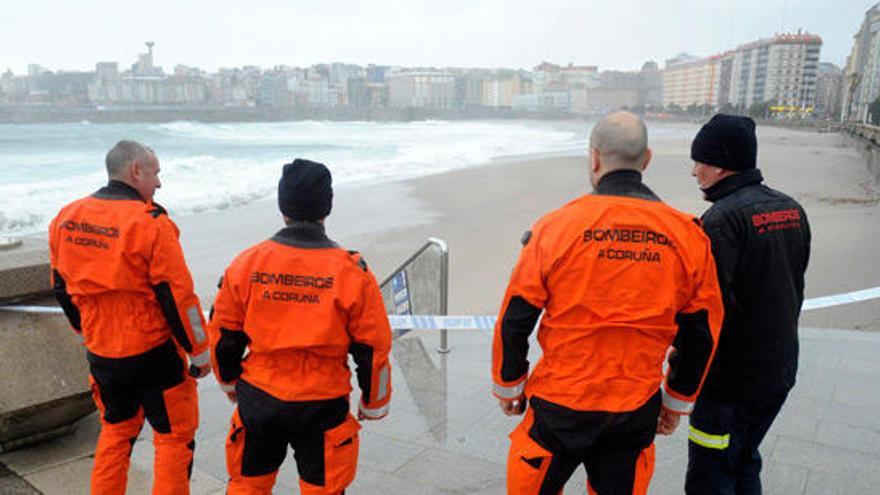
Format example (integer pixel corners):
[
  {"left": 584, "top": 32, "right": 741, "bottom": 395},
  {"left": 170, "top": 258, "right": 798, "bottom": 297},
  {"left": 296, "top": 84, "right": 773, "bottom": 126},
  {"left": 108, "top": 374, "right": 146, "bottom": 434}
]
[{"left": 1, "top": 120, "right": 584, "bottom": 235}]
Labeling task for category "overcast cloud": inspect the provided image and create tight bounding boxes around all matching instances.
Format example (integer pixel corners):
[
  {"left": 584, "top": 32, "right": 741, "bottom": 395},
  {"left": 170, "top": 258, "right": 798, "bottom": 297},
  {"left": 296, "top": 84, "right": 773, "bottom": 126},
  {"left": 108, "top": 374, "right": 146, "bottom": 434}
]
[{"left": 1, "top": 0, "right": 873, "bottom": 73}]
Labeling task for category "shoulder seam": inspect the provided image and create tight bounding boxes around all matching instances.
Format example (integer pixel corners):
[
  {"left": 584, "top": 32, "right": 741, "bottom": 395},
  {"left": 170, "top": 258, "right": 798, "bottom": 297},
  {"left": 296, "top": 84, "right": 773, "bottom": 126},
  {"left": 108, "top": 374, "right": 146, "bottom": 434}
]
[{"left": 346, "top": 249, "right": 369, "bottom": 272}]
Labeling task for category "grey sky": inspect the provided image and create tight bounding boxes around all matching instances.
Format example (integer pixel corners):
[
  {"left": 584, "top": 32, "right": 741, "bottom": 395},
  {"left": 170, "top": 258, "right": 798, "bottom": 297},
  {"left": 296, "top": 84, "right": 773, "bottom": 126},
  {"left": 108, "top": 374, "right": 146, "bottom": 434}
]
[{"left": 1, "top": 0, "right": 873, "bottom": 74}]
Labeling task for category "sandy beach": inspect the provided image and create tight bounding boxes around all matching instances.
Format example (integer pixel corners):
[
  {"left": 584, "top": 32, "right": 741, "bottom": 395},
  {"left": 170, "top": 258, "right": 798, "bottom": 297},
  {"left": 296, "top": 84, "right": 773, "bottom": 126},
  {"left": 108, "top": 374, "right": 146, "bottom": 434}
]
[{"left": 177, "top": 123, "right": 880, "bottom": 332}]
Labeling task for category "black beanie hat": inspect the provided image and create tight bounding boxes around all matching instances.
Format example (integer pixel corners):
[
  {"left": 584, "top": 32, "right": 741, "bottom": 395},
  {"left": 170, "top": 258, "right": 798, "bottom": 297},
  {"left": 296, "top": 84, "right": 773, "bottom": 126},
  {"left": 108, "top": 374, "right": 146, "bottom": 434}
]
[
  {"left": 691, "top": 114, "right": 757, "bottom": 171},
  {"left": 277, "top": 159, "right": 333, "bottom": 221}
]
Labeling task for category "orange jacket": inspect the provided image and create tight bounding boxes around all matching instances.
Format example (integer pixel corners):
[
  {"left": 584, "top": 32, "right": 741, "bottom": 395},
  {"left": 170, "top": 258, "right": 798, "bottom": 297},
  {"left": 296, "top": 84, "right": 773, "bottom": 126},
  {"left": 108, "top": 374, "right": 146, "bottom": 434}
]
[
  {"left": 208, "top": 222, "right": 392, "bottom": 418},
  {"left": 48, "top": 181, "right": 209, "bottom": 366},
  {"left": 492, "top": 171, "right": 723, "bottom": 414}
]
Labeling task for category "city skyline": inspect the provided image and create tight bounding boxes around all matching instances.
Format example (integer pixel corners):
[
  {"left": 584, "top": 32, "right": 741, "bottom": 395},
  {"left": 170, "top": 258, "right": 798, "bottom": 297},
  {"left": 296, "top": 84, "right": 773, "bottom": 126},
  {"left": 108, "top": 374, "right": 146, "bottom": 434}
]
[{"left": 1, "top": 0, "right": 870, "bottom": 74}]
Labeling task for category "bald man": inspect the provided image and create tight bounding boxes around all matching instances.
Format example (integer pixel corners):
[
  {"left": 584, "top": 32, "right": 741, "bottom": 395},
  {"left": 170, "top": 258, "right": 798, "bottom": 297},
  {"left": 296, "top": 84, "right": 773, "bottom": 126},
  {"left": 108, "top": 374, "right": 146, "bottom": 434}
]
[
  {"left": 492, "top": 112, "right": 724, "bottom": 494},
  {"left": 49, "top": 140, "right": 210, "bottom": 494}
]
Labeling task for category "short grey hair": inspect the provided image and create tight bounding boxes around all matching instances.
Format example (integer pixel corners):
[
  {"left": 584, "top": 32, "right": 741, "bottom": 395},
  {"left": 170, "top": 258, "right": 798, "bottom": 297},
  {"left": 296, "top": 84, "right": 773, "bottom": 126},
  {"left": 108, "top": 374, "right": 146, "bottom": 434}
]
[
  {"left": 105, "top": 140, "right": 155, "bottom": 177},
  {"left": 589, "top": 112, "right": 648, "bottom": 169}
]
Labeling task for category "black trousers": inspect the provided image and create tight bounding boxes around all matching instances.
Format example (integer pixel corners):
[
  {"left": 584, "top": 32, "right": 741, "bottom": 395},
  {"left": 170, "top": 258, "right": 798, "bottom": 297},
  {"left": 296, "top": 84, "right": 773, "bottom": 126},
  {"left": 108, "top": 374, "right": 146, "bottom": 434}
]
[
  {"left": 685, "top": 392, "right": 788, "bottom": 495},
  {"left": 227, "top": 380, "right": 357, "bottom": 492},
  {"left": 516, "top": 391, "right": 661, "bottom": 494},
  {"left": 87, "top": 339, "right": 185, "bottom": 431}
]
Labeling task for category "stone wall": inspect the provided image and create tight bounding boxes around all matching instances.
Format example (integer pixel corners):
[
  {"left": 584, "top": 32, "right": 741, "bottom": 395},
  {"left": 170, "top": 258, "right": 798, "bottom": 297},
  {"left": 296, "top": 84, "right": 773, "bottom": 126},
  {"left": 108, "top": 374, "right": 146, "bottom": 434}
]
[
  {"left": 0, "top": 237, "right": 50, "bottom": 303},
  {"left": 842, "top": 124, "right": 880, "bottom": 189},
  {"left": 0, "top": 237, "right": 94, "bottom": 451}
]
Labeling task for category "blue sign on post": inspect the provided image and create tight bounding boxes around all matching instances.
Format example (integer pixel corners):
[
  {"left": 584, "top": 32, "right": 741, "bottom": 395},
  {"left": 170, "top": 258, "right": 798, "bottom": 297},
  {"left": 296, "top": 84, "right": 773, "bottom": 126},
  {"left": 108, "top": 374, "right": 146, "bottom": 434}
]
[{"left": 391, "top": 270, "right": 411, "bottom": 315}]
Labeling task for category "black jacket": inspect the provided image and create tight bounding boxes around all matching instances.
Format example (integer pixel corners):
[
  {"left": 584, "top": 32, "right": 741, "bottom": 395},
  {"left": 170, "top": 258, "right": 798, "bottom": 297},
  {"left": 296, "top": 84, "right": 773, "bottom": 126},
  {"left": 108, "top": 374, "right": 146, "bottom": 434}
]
[{"left": 699, "top": 168, "right": 811, "bottom": 400}]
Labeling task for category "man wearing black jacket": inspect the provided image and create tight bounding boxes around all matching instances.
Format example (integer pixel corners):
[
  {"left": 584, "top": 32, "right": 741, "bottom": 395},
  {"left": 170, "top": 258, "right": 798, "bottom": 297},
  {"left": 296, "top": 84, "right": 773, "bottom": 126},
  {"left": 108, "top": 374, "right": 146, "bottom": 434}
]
[{"left": 685, "top": 115, "right": 811, "bottom": 494}]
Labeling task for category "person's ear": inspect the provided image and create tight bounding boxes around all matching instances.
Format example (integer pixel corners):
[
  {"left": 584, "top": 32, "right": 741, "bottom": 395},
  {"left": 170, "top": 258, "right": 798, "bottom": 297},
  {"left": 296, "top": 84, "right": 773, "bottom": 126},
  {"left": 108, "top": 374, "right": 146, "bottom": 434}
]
[
  {"left": 641, "top": 148, "right": 653, "bottom": 173},
  {"left": 129, "top": 161, "right": 142, "bottom": 181},
  {"left": 590, "top": 148, "right": 601, "bottom": 174}
]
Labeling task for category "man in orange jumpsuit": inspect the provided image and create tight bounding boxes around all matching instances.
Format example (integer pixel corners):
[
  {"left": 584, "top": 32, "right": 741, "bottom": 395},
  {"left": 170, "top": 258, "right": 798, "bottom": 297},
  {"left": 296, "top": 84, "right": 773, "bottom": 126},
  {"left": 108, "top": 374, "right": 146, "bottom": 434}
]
[
  {"left": 49, "top": 140, "right": 211, "bottom": 495},
  {"left": 492, "top": 112, "right": 724, "bottom": 494},
  {"left": 209, "top": 159, "right": 392, "bottom": 494}
]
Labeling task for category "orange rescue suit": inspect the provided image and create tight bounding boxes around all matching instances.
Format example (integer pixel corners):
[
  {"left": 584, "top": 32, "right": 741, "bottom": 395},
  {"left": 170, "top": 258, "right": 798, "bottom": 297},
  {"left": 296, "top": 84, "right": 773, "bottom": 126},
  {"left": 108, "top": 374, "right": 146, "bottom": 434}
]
[
  {"left": 49, "top": 180, "right": 207, "bottom": 495},
  {"left": 49, "top": 182, "right": 209, "bottom": 364},
  {"left": 208, "top": 223, "right": 392, "bottom": 414},
  {"left": 492, "top": 184, "right": 724, "bottom": 415},
  {"left": 209, "top": 223, "right": 392, "bottom": 494}
]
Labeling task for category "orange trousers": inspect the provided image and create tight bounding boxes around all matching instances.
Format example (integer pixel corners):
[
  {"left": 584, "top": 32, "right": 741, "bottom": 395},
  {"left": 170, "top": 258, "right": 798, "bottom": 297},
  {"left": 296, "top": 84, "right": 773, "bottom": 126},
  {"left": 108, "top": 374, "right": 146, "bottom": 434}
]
[{"left": 90, "top": 376, "right": 199, "bottom": 495}]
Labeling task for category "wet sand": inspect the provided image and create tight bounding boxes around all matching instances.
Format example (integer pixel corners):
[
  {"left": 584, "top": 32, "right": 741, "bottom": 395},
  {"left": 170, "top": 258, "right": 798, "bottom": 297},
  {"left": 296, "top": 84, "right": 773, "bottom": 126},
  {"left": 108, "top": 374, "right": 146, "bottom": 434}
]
[{"left": 176, "top": 124, "right": 880, "bottom": 331}]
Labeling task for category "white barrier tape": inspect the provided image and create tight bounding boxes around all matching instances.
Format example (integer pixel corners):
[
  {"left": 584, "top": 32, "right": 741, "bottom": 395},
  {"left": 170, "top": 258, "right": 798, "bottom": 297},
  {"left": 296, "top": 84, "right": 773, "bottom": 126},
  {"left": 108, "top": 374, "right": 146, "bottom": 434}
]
[
  {"left": 0, "top": 306, "right": 62, "bottom": 315},
  {"left": 801, "top": 286, "right": 880, "bottom": 311},
  {"left": 390, "top": 315, "right": 498, "bottom": 330},
  {"left": 0, "top": 305, "right": 498, "bottom": 331},
  {"left": 4, "top": 286, "right": 880, "bottom": 330}
]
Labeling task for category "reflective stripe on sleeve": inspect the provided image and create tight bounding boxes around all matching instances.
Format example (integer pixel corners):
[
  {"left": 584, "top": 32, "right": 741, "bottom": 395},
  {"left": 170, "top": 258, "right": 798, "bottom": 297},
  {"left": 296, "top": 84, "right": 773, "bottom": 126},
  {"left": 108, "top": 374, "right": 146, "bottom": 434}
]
[
  {"left": 219, "top": 382, "right": 236, "bottom": 393},
  {"left": 190, "top": 350, "right": 210, "bottom": 367},
  {"left": 360, "top": 401, "right": 389, "bottom": 419},
  {"left": 377, "top": 366, "right": 390, "bottom": 402},
  {"left": 493, "top": 380, "right": 525, "bottom": 399},
  {"left": 662, "top": 386, "right": 693, "bottom": 414},
  {"left": 688, "top": 426, "right": 730, "bottom": 450},
  {"left": 187, "top": 306, "right": 207, "bottom": 344}
]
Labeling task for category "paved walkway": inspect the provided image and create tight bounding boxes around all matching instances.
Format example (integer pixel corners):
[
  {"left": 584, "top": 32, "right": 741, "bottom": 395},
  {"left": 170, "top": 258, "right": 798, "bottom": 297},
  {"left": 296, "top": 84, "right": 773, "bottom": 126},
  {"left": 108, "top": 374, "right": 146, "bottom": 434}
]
[{"left": 2, "top": 326, "right": 879, "bottom": 494}]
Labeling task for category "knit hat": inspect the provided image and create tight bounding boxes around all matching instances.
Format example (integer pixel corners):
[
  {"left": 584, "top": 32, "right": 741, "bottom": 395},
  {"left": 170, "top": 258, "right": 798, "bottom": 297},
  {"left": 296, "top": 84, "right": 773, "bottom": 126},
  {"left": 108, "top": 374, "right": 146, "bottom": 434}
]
[
  {"left": 277, "top": 159, "right": 333, "bottom": 221},
  {"left": 691, "top": 114, "right": 758, "bottom": 171}
]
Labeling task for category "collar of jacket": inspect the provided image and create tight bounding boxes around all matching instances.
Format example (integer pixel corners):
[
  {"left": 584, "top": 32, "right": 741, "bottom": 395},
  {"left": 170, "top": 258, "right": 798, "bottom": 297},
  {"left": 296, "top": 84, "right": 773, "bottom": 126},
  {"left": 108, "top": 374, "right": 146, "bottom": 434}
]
[
  {"left": 594, "top": 169, "right": 660, "bottom": 201},
  {"left": 271, "top": 221, "right": 339, "bottom": 249},
  {"left": 92, "top": 180, "right": 145, "bottom": 202},
  {"left": 702, "top": 168, "right": 764, "bottom": 202}
]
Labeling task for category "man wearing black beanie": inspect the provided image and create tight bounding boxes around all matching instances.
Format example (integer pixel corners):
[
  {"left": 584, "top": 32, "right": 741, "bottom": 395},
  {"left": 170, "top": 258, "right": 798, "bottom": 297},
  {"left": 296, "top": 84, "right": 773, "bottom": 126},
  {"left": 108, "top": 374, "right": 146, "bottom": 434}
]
[
  {"left": 686, "top": 115, "right": 811, "bottom": 494},
  {"left": 208, "top": 159, "right": 393, "bottom": 494},
  {"left": 277, "top": 158, "right": 333, "bottom": 222}
]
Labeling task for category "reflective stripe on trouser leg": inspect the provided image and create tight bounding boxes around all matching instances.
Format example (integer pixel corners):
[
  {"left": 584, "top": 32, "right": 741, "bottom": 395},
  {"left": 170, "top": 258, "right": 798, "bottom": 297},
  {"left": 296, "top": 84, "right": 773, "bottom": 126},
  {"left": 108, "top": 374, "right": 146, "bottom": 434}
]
[
  {"left": 685, "top": 398, "right": 738, "bottom": 495},
  {"left": 152, "top": 378, "right": 199, "bottom": 495},
  {"left": 686, "top": 394, "right": 787, "bottom": 495},
  {"left": 89, "top": 376, "right": 145, "bottom": 495},
  {"left": 688, "top": 426, "right": 730, "bottom": 450}
]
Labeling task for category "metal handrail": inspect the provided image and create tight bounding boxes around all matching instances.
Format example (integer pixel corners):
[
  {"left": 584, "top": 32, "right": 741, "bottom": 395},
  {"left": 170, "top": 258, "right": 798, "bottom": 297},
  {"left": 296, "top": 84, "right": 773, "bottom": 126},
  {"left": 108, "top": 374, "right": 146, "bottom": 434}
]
[{"left": 380, "top": 237, "right": 450, "bottom": 353}]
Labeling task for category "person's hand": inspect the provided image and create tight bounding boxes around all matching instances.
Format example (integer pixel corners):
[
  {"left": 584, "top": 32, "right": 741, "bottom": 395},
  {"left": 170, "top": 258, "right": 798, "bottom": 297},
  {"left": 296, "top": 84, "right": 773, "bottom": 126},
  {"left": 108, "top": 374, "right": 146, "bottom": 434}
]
[
  {"left": 225, "top": 390, "right": 237, "bottom": 404},
  {"left": 656, "top": 407, "right": 681, "bottom": 435},
  {"left": 357, "top": 409, "right": 381, "bottom": 421},
  {"left": 357, "top": 403, "right": 388, "bottom": 421},
  {"left": 499, "top": 396, "right": 527, "bottom": 416},
  {"left": 189, "top": 363, "right": 212, "bottom": 379}
]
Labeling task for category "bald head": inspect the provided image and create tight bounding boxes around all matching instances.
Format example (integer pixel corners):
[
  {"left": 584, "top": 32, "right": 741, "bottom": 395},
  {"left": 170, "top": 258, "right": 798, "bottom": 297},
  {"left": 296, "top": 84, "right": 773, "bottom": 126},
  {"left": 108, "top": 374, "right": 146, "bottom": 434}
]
[
  {"left": 588, "top": 111, "right": 651, "bottom": 188},
  {"left": 106, "top": 140, "right": 155, "bottom": 179},
  {"left": 105, "top": 140, "right": 162, "bottom": 201},
  {"left": 590, "top": 111, "right": 649, "bottom": 170}
]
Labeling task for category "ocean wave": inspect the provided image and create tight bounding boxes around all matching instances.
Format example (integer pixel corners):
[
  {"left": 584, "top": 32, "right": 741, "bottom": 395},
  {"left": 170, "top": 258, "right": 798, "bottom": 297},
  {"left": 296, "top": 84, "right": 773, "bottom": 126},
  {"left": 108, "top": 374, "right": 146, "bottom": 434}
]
[{"left": 1, "top": 120, "right": 582, "bottom": 235}]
